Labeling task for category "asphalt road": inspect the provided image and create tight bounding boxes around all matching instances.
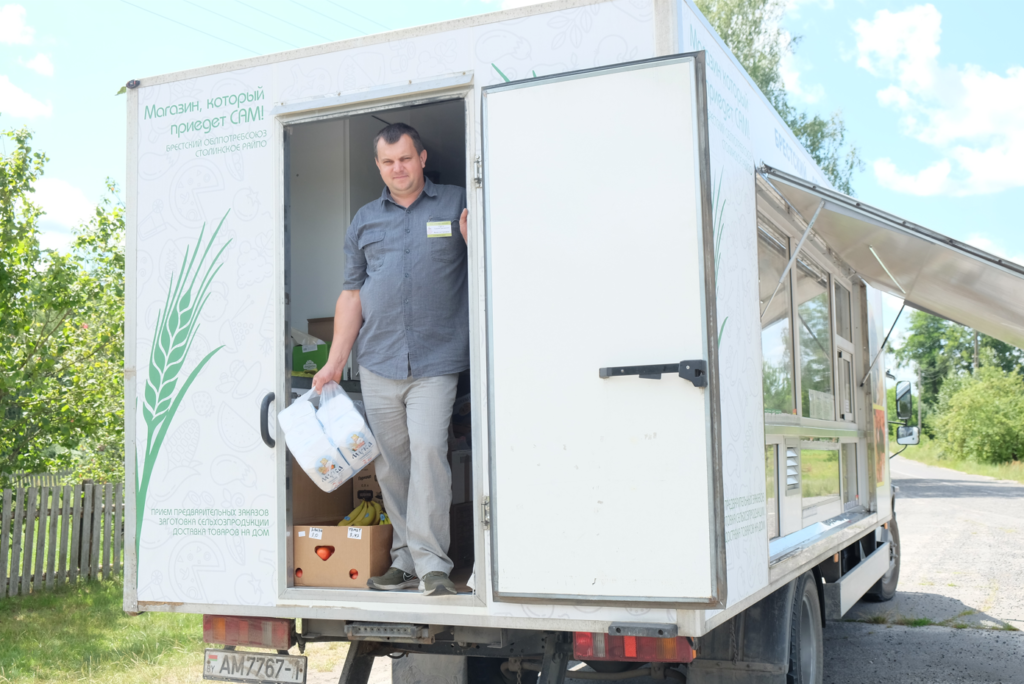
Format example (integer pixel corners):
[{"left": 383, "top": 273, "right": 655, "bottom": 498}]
[
  {"left": 318, "top": 455, "right": 1024, "bottom": 683},
  {"left": 827, "top": 455, "right": 1024, "bottom": 683}
]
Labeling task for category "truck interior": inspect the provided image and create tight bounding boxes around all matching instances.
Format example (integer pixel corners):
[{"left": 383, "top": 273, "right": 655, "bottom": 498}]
[
  {"left": 754, "top": 175, "right": 872, "bottom": 555},
  {"left": 282, "top": 96, "right": 476, "bottom": 595}
]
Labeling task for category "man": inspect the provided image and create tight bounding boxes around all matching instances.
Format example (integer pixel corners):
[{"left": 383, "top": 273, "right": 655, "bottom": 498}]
[{"left": 312, "top": 122, "right": 468, "bottom": 596}]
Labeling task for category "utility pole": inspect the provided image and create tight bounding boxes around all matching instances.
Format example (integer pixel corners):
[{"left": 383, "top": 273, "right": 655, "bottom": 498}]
[
  {"left": 917, "top": 366, "right": 922, "bottom": 431},
  {"left": 974, "top": 330, "right": 980, "bottom": 372}
]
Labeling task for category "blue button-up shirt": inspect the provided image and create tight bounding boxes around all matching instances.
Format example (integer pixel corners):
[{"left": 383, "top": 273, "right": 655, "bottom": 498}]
[{"left": 343, "top": 178, "right": 468, "bottom": 380}]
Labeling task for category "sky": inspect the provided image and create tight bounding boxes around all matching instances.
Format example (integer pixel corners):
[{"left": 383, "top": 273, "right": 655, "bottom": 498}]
[{"left": 2, "top": 0, "right": 1021, "bottom": 379}]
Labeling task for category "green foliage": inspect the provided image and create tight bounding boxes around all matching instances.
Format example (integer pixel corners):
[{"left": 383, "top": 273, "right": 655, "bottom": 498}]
[
  {"left": 0, "top": 127, "right": 124, "bottom": 484},
  {"left": 695, "top": 0, "right": 863, "bottom": 194},
  {"left": 895, "top": 310, "right": 1024, "bottom": 409},
  {"left": 762, "top": 358, "right": 793, "bottom": 414},
  {"left": 934, "top": 365, "right": 1024, "bottom": 464}
]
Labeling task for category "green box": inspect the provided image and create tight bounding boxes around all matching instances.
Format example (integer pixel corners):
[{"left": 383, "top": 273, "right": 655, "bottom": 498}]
[{"left": 292, "top": 343, "right": 329, "bottom": 374}]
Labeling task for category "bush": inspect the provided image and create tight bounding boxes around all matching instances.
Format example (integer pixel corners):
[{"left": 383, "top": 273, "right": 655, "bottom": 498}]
[{"left": 935, "top": 365, "right": 1024, "bottom": 463}]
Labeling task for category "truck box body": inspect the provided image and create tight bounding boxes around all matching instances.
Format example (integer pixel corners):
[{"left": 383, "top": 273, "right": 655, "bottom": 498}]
[{"left": 126, "top": 0, "right": 1021, "bottom": 638}]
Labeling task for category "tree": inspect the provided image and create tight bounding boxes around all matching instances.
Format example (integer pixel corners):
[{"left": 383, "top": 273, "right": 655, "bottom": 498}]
[
  {"left": 935, "top": 364, "right": 1024, "bottom": 463},
  {"left": 696, "top": 0, "right": 863, "bottom": 194},
  {"left": 895, "top": 310, "right": 1024, "bottom": 407},
  {"left": 894, "top": 311, "right": 971, "bottom": 405},
  {"left": 0, "top": 126, "right": 124, "bottom": 483}
]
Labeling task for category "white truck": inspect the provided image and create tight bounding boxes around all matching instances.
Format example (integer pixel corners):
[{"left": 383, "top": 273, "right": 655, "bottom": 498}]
[{"left": 123, "top": 1, "right": 1024, "bottom": 682}]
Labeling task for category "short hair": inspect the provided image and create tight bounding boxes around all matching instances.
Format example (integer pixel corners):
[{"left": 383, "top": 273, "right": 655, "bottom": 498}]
[{"left": 373, "top": 123, "right": 425, "bottom": 158}]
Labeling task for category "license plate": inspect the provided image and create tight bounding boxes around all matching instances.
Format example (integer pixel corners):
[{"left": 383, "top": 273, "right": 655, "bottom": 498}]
[{"left": 203, "top": 649, "right": 307, "bottom": 683}]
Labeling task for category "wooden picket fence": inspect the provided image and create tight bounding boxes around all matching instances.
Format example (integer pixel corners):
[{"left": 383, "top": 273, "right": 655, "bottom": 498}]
[
  {"left": 1, "top": 483, "right": 124, "bottom": 598},
  {"left": 11, "top": 470, "right": 72, "bottom": 488}
]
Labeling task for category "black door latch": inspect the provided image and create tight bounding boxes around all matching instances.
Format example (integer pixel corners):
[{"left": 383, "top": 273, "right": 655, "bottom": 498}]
[{"left": 599, "top": 360, "right": 708, "bottom": 387}]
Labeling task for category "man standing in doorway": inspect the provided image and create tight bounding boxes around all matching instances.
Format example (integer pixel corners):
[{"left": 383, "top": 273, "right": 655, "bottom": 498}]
[{"left": 313, "top": 123, "right": 468, "bottom": 596}]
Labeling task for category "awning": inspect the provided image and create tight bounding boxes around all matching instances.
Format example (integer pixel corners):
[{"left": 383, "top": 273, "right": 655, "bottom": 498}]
[{"left": 760, "top": 165, "right": 1024, "bottom": 349}]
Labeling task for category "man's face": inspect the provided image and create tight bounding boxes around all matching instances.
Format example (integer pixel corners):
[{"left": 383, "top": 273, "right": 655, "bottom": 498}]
[{"left": 375, "top": 134, "right": 427, "bottom": 196}]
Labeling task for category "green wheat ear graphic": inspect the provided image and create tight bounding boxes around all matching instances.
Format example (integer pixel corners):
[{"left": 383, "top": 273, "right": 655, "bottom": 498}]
[
  {"left": 136, "top": 211, "right": 232, "bottom": 561},
  {"left": 711, "top": 169, "right": 728, "bottom": 348}
]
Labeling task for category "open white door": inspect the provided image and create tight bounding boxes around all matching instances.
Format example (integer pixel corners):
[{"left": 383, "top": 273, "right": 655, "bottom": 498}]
[{"left": 482, "top": 54, "right": 725, "bottom": 606}]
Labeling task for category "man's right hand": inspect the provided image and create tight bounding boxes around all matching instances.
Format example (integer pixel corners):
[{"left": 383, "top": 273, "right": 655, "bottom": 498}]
[{"left": 312, "top": 361, "right": 343, "bottom": 394}]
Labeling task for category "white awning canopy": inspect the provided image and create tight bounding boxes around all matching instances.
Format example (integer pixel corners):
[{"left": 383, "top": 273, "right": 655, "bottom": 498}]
[{"left": 760, "top": 165, "right": 1024, "bottom": 349}]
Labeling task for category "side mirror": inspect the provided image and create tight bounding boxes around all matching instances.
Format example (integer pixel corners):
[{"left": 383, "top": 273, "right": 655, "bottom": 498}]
[
  {"left": 896, "top": 425, "right": 920, "bottom": 446},
  {"left": 895, "top": 380, "right": 913, "bottom": 422}
]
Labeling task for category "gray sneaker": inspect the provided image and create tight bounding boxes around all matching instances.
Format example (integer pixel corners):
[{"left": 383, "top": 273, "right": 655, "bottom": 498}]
[
  {"left": 367, "top": 567, "right": 418, "bottom": 591},
  {"left": 422, "top": 571, "right": 456, "bottom": 596}
]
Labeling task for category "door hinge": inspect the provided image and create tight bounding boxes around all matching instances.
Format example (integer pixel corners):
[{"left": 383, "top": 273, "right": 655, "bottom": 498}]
[
  {"left": 482, "top": 496, "right": 491, "bottom": 530},
  {"left": 473, "top": 156, "right": 483, "bottom": 188}
]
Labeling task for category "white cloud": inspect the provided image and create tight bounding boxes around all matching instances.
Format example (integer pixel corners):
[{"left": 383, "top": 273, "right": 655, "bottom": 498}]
[
  {"left": 20, "top": 53, "right": 53, "bottom": 77},
  {"left": 780, "top": 48, "right": 824, "bottom": 104},
  {"left": 855, "top": 4, "right": 1024, "bottom": 196},
  {"left": 0, "top": 75, "right": 51, "bottom": 117},
  {"left": 33, "top": 178, "right": 95, "bottom": 228},
  {"left": 873, "top": 157, "right": 950, "bottom": 196},
  {"left": 37, "top": 225, "right": 75, "bottom": 252},
  {"left": 963, "top": 235, "right": 1024, "bottom": 267},
  {"left": 785, "top": 0, "right": 834, "bottom": 20},
  {"left": 0, "top": 4, "right": 33, "bottom": 44}
]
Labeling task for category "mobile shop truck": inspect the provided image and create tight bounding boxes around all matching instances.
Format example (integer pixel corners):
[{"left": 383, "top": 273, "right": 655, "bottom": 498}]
[{"left": 123, "top": 1, "right": 1024, "bottom": 682}]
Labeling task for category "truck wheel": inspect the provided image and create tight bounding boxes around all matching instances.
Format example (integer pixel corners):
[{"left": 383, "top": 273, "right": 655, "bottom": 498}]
[
  {"left": 864, "top": 514, "right": 900, "bottom": 602},
  {"left": 788, "top": 572, "right": 823, "bottom": 684}
]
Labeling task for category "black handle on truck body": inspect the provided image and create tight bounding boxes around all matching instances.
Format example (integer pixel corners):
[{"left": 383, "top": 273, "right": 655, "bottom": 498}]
[
  {"left": 260, "top": 392, "right": 276, "bottom": 448},
  {"left": 599, "top": 360, "right": 708, "bottom": 387}
]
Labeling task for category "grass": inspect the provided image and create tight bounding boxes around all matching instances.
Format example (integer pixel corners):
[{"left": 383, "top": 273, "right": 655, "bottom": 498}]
[
  {"left": 897, "top": 436, "right": 1024, "bottom": 485},
  {"left": 852, "top": 608, "right": 1021, "bottom": 632},
  {"left": 0, "top": 577, "right": 350, "bottom": 683}
]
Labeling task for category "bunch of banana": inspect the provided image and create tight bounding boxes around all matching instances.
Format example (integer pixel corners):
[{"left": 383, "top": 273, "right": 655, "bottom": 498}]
[{"left": 338, "top": 500, "right": 391, "bottom": 526}]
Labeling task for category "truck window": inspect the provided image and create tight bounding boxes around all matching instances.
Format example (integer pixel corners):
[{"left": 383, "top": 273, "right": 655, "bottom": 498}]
[
  {"left": 800, "top": 438, "right": 842, "bottom": 524},
  {"left": 765, "top": 444, "right": 780, "bottom": 538},
  {"left": 834, "top": 282, "right": 853, "bottom": 343},
  {"left": 841, "top": 442, "right": 860, "bottom": 510},
  {"left": 794, "top": 257, "right": 834, "bottom": 420},
  {"left": 757, "top": 224, "right": 795, "bottom": 415}
]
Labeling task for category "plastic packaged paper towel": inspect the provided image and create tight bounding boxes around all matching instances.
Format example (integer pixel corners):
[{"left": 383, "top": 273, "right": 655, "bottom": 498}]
[
  {"left": 276, "top": 382, "right": 379, "bottom": 493},
  {"left": 317, "top": 381, "right": 379, "bottom": 468}
]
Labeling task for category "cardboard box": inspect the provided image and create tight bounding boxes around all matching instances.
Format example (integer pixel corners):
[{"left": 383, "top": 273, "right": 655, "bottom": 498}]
[
  {"left": 352, "top": 461, "right": 383, "bottom": 508},
  {"left": 291, "top": 459, "right": 352, "bottom": 525},
  {"left": 292, "top": 343, "right": 329, "bottom": 374},
  {"left": 307, "top": 317, "right": 334, "bottom": 344},
  {"left": 293, "top": 522, "right": 393, "bottom": 588}
]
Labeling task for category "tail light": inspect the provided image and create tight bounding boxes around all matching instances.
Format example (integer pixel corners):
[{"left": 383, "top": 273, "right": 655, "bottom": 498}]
[
  {"left": 203, "top": 615, "right": 294, "bottom": 650},
  {"left": 573, "top": 632, "right": 695, "bottom": 663}
]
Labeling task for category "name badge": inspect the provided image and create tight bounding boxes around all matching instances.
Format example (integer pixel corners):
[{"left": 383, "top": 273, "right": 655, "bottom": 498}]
[{"left": 426, "top": 220, "right": 452, "bottom": 238}]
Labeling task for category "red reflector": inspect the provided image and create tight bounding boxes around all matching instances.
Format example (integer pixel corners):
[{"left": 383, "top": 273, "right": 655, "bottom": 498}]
[
  {"left": 573, "top": 632, "right": 594, "bottom": 659},
  {"left": 203, "top": 615, "right": 294, "bottom": 650},
  {"left": 573, "top": 632, "right": 694, "bottom": 664}
]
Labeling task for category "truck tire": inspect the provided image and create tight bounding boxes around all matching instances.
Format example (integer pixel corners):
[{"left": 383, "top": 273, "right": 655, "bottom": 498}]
[
  {"left": 787, "top": 572, "right": 823, "bottom": 684},
  {"left": 864, "top": 514, "right": 900, "bottom": 602}
]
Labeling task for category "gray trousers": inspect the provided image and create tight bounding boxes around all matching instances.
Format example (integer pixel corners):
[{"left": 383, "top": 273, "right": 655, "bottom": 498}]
[{"left": 359, "top": 365, "right": 458, "bottom": 577}]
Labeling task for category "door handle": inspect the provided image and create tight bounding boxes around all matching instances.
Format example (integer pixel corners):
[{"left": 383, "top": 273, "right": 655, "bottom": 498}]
[
  {"left": 260, "top": 392, "right": 276, "bottom": 448},
  {"left": 599, "top": 360, "right": 707, "bottom": 387}
]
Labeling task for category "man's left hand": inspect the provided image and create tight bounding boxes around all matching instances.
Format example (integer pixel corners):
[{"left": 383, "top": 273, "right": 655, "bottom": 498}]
[{"left": 460, "top": 208, "right": 468, "bottom": 243}]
